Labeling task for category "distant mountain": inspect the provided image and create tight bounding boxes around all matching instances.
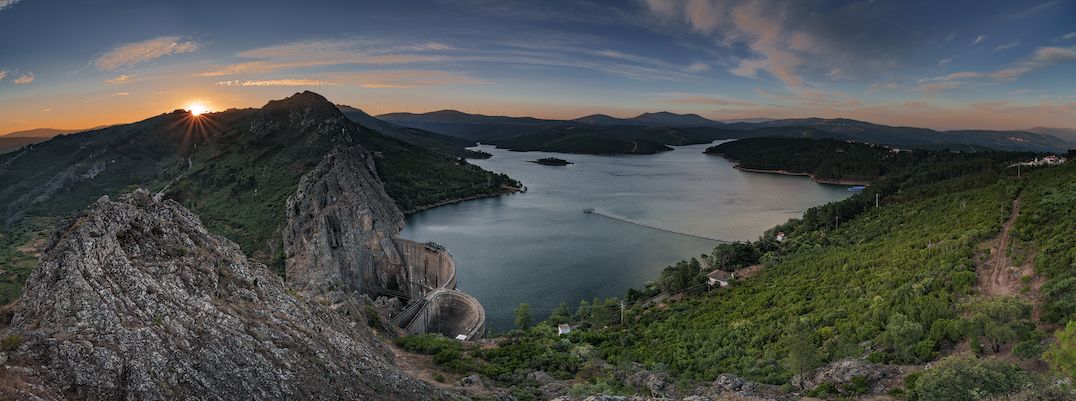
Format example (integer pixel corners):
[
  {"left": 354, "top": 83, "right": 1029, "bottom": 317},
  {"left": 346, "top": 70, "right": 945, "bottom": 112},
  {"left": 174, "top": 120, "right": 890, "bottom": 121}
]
[
  {"left": 572, "top": 114, "right": 635, "bottom": 125},
  {"left": 380, "top": 110, "right": 1070, "bottom": 154},
  {"left": 719, "top": 117, "right": 775, "bottom": 124},
  {"left": 337, "top": 105, "right": 486, "bottom": 158},
  {"left": 0, "top": 137, "right": 48, "bottom": 154},
  {"left": 1024, "top": 127, "right": 1076, "bottom": 146},
  {"left": 628, "top": 111, "right": 724, "bottom": 127},
  {"left": 1, "top": 127, "right": 86, "bottom": 138}
]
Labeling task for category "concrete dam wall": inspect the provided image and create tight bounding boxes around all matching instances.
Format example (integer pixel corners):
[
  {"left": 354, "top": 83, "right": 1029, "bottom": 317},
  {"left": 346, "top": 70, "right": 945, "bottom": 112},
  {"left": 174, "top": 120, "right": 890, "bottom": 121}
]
[{"left": 390, "top": 239, "right": 485, "bottom": 340}]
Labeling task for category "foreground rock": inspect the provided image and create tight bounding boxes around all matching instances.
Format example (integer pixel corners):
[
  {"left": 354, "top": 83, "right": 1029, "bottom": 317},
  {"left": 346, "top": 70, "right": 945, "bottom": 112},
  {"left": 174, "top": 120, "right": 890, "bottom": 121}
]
[{"left": 0, "top": 190, "right": 456, "bottom": 400}]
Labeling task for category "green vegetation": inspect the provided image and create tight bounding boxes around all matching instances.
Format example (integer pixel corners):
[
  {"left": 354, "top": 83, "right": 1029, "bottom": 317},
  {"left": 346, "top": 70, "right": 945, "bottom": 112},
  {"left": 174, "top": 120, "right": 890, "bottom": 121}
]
[
  {"left": 530, "top": 157, "right": 573, "bottom": 166},
  {"left": 706, "top": 137, "right": 1036, "bottom": 183},
  {"left": 515, "top": 303, "right": 533, "bottom": 330},
  {"left": 905, "top": 355, "right": 1027, "bottom": 401},
  {"left": 395, "top": 141, "right": 1074, "bottom": 398},
  {"left": 1046, "top": 321, "right": 1076, "bottom": 378}
]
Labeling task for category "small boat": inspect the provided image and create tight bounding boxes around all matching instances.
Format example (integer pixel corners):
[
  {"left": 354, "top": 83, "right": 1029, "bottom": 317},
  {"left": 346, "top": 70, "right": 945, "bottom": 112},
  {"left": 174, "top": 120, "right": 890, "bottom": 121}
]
[
  {"left": 848, "top": 185, "right": 867, "bottom": 192},
  {"left": 583, "top": 207, "right": 595, "bottom": 213}
]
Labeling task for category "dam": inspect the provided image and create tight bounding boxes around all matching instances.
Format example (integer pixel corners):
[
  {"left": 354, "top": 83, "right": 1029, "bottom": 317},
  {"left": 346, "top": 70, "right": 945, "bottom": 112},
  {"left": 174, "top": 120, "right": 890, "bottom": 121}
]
[{"left": 387, "top": 239, "right": 486, "bottom": 340}]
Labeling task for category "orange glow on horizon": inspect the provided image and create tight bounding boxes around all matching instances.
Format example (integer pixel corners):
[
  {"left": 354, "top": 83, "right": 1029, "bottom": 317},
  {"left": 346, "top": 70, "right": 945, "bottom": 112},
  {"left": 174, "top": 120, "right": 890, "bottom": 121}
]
[{"left": 186, "top": 102, "right": 210, "bottom": 116}]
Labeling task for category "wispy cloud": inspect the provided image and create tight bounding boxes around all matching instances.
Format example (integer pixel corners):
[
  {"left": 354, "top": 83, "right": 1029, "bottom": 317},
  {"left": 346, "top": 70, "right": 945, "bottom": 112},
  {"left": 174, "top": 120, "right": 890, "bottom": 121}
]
[
  {"left": 216, "top": 79, "right": 331, "bottom": 87},
  {"left": 914, "top": 81, "right": 962, "bottom": 94},
  {"left": 939, "top": 57, "right": 953, "bottom": 65},
  {"left": 991, "top": 46, "right": 1076, "bottom": 79},
  {"left": 104, "top": 74, "right": 132, "bottom": 85},
  {"left": 197, "top": 39, "right": 448, "bottom": 76},
  {"left": 994, "top": 41, "right": 1019, "bottom": 51},
  {"left": 112, "top": 92, "right": 130, "bottom": 96},
  {"left": 1061, "top": 32, "right": 1076, "bottom": 41},
  {"left": 0, "top": 0, "right": 20, "bottom": 11},
  {"left": 95, "top": 36, "right": 200, "bottom": 71},
  {"left": 653, "top": 94, "right": 757, "bottom": 108},
  {"left": 0, "top": 70, "right": 6, "bottom": 81},
  {"left": 12, "top": 72, "right": 33, "bottom": 84},
  {"left": 643, "top": 0, "right": 805, "bottom": 86},
  {"left": 972, "top": 34, "right": 986, "bottom": 45}
]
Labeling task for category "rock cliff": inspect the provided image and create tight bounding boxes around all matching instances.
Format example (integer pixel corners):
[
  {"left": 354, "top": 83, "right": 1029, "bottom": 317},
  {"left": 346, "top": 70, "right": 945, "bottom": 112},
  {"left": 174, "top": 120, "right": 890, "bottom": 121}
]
[
  {"left": 282, "top": 145, "right": 407, "bottom": 297},
  {"left": 0, "top": 190, "right": 455, "bottom": 400}
]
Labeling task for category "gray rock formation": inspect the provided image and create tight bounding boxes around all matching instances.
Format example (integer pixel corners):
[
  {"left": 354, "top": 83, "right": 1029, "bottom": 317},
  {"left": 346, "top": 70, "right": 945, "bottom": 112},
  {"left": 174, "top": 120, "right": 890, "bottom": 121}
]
[
  {"left": 791, "top": 358, "right": 903, "bottom": 395},
  {"left": 0, "top": 190, "right": 456, "bottom": 401},
  {"left": 282, "top": 145, "right": 406, "bottom": 297}
]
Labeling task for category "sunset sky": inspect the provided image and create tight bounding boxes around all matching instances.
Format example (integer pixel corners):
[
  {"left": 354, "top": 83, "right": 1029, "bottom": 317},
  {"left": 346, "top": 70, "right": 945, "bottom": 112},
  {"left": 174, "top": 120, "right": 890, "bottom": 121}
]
[{"left": 1, "top": 0, "right": 1075, "bottom": 134}]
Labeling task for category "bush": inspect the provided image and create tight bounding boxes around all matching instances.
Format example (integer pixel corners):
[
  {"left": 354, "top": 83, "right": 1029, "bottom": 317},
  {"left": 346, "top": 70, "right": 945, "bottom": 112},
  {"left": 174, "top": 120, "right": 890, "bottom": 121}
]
[{"left": 908, "top": 355, "right": 1027, "bottom": 401}]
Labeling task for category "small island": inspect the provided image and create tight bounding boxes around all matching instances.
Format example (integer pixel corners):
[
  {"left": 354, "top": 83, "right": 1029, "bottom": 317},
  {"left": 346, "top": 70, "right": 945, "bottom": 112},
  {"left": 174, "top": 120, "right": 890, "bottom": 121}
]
[{"left": 529, "top": 157, "right": 573, "bottom": 166}]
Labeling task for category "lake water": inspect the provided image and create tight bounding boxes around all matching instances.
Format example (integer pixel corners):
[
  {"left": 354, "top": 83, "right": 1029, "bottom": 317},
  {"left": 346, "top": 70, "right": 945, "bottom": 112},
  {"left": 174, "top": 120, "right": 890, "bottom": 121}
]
[{"left": 400, "top": 142, "right": 851, "bottom": 331}]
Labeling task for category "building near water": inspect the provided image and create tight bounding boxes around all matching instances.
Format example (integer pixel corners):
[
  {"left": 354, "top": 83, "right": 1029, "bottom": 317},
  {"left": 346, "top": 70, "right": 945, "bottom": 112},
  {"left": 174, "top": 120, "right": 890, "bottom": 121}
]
[{"left": 708, "top": 270, "right": 735, "bottom": 287}]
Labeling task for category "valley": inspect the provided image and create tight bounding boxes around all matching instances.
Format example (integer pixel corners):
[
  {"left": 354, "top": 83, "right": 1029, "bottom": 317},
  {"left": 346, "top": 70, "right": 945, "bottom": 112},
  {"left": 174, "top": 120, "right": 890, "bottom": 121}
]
[{"left": 0, "top": 91, "right": 1072, "bottom": 401}]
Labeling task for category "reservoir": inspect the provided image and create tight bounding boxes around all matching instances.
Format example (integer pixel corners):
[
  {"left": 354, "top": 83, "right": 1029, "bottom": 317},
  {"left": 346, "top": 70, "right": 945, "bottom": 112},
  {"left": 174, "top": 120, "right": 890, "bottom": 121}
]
[{"left": 400, "top": 142, "right": 851, "bottom": 331}]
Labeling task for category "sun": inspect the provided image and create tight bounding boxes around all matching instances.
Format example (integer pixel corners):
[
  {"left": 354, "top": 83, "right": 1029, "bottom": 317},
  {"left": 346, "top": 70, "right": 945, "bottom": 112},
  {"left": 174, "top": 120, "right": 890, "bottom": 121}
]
[{"left": 186, "top": 102, "right": 210, "bottom": 116}]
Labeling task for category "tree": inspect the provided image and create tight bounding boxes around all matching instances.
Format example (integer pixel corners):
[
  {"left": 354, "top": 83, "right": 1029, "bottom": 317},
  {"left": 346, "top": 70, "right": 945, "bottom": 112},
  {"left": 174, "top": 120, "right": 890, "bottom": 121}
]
[
  {"left": 547, "top": 302, "right": 571, "bottom": 324},
  {"left": 514, "top": 303, "right": 532, "bottom": 330},
  {"left": 786, "top": 334, "right": 820, "bottom": 380},
  {"left": 1044, "top": 320, "right": 1076, "bottom": 379}
]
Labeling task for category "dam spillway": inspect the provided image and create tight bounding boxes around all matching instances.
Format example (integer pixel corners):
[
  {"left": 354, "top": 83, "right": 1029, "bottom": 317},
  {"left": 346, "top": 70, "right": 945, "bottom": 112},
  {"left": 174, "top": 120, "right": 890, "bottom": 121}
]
[{"left": 389, "top": 239, "right": 485, "bottom": 340}]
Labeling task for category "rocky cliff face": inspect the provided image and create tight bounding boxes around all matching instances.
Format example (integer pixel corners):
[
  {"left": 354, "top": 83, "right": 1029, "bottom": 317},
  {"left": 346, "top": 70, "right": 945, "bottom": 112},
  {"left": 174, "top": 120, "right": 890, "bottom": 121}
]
[
  {"left": 282, "top": 145, "right": 407, "bottom": 297},
  {"left": 0, "top": 190, "right": 455, "bottom": 400}
]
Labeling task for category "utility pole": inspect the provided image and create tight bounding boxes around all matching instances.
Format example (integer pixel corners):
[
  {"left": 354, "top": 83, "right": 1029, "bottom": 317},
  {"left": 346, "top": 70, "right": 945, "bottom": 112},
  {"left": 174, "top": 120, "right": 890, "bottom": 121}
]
[
  {"left": 620, "top": 301, "right": 625, "bottom": 325},
  {"left": 876, "top": 193, "right": 880, "bottom": 208}
]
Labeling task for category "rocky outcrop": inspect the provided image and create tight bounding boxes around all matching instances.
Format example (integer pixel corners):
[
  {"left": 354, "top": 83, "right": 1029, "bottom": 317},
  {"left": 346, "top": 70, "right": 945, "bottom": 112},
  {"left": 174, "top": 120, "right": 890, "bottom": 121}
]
[
  {"left": 282, "top": 145, "right": 406, "bottom": 297},
  {"left": 792, "top": 358, "right": 903, "bottom": 395},
  {"left": 0, "top": 190, "right": 456, "bottom": 400}
]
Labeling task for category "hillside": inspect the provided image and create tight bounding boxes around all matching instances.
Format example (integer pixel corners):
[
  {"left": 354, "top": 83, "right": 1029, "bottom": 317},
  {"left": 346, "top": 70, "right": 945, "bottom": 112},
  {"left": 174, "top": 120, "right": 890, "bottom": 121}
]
[
  {"left": 337, "top": 105, "right": 488, "bottom": 158},
  {"left": 0, "top": 92, "right": 519, "bottom": 302},
  {"left": 392, "top": 141, "right": 1075, "bottom": 399},
  {"left": 381, "top": 111, "right": 1070, "bottom": 155}
]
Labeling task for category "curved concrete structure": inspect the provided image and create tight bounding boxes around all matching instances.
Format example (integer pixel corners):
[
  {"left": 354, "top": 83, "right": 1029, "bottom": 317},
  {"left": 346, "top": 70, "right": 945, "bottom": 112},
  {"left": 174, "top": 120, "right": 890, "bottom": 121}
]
[
  {"left": 390, "top": 239, "right": 485, "bottom": 340},
  {"left": 402, "top": 289, "right": 485, "bottom": 340}
]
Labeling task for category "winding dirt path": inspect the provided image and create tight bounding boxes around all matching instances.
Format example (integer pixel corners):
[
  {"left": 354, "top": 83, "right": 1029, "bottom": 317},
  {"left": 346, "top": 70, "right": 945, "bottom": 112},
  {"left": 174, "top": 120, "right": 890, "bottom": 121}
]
[{"left": 979, "top": 199, "right": 1022, "bottom": 297}]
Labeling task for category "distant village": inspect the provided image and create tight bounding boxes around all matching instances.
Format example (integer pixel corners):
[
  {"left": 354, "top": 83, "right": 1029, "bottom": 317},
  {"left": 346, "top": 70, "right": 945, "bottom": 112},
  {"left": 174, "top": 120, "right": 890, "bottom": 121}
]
[{"left": 1010, "top": 155, "right": 1067, "bottom": 167}]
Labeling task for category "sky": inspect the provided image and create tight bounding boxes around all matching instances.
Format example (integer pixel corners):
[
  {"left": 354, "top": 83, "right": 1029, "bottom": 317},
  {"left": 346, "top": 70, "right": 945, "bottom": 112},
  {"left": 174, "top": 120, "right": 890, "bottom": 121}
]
[{"left": 1, "top": 0, "right": 1075, "bottom": 133}]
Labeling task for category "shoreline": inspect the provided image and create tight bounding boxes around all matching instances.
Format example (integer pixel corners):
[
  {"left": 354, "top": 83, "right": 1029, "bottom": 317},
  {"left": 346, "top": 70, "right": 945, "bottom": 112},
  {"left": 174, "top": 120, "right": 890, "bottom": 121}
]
[
  {"left": 731, "top": 165, "right": 873, "bottom": 186},
  {"left": 404, "top": 186, "right": 523, "bottom": 215}
]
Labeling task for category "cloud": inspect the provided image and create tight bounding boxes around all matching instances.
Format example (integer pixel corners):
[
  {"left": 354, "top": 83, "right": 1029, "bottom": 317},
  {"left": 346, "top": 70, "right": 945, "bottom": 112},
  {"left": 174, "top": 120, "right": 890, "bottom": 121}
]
[
  {"left": 213, "top": 71, "right": 484, "bottom": 89},
  {"left": 1061, "top": 32, "right": 1076, "bottom": 41},
  {"left": 0, "top": 0, "right": 19, "bottom": 11},
  {"left": 939, "top": 57, "right": 953, "bottom": 65},
  {"left": 994, "top": 42, "right": 1019, "bottom": 51},
  {"left": 12, "top": 72, "right": 33, "bottom": 84},
  {"left": 112, "top": 92, "right": 130, "bottom": 96},
  {"left": 868, "top": 81, "right": 901, "bottom": 91},
  {"left": 653, "top": 94, "right": 757, "bottom": 107},
  {"left": 95, "top": 36, "right": 200, "bottom": 71},
  {"left": 914, "top": 81, "right": 962, "bottom": 94},
  {"left": 972, "top": 35, "right": 986, "bottom": 45},
  {"left": 756, "top": 87, "right": 860, "bottom": 108},
  {"left": 215, "top": 79, "right": 331, "bottom": 87},
  {"left": 0, "top": 70, "right": 6, "bottom": 81},
  {"left": 104, "top": 74, "right": 132, "bottom": 85},
  {"left": 642, "top": 0, "right": 804, "bottom": 86},
  {"left": 197, "top": 39, "right": 448, "bottom": 76},
  {"left": 686, "top": 61, "right": 710, "bottom": 72},
  {"left": 41, "top": 108, "right": 51, "bottom": 112},
  {"left": 929, "top": 71, "right": 980, "bottom": 82},
  {"left": 991, "top": 46, "right": 1076, "bottom": 79}
]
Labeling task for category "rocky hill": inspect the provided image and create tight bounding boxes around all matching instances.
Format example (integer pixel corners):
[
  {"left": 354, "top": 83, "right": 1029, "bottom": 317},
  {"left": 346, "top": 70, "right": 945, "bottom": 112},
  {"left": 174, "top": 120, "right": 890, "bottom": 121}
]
[{"left": 0, "top": 190, "right": 457, "bottom": 400}]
